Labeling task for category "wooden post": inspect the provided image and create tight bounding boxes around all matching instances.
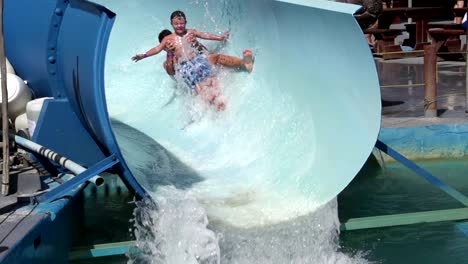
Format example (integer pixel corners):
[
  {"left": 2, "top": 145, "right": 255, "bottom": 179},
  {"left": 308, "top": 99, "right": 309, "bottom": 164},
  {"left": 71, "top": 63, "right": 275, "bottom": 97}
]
[
  {"left": 424, "top": 43, "right": 438, "bottom": 117},
  {"left": 425, "top": 29, "right": 465, "bottom": 117},
  {"left": 0, "top": 0, "right": 9, "bottom": 196},
  {"left": 408, "top": 0, "right": 412, "bottom": 23}
]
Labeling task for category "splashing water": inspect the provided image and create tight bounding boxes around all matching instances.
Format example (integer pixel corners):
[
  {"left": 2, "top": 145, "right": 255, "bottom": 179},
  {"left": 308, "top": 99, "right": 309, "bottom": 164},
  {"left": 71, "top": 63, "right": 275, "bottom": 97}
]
[
  {"left": 96, "top": 0, "right": 379, "bottom": 262},
  {"left": 129, "top": 187, "right": 220, "bottom": 264},
  {"left": 128, "top": 192, "right": 368, "bottom": 264}
]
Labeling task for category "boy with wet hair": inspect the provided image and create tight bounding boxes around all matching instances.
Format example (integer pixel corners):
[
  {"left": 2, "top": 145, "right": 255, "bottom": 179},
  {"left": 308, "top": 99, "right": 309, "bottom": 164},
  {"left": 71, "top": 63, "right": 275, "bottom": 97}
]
[
  {"left": 133, "top": 11, "right": 253, "bottom": 71},
  {"left": 132, "top": 18, "right": 254, "bottom": 110},
  {"left": 131, "top": 30, "right": 224, "bottom": 110},
  {"left": 154, "top": 29, "right": 253, "bottom": 76},
  {"left": 158, "top": 29, "right": 172, "bottom": 42},
  {"left": 168, "top": 10, "right": 254, "bottom": 72}
]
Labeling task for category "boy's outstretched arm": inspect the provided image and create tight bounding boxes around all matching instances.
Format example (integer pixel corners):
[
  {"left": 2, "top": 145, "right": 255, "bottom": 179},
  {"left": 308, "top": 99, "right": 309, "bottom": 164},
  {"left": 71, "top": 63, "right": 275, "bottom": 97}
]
[
  {"left": 132, "top": 41, "right": 165, "bottom": 62},
  {"left": 193, "top": 30, "right": 229, "bottom": 42}
]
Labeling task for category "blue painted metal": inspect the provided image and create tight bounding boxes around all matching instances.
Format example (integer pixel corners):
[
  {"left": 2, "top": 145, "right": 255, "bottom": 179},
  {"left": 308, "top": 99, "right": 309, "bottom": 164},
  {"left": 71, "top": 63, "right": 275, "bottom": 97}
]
[
  {"left": 38, "top": 155, "right": 119, "bottom": 203},
  {"left": 1, "top": 1, "right": 147, "bottom": 262},
  {"left": 4, "top": 0, "right": 145, "bottom": 197},
  {"left": 4, "top": 0, "right": 56, "bottom": 96},
  {"left": 33, "top": 99, "right": 106, "bottom": 167},
  {"left": 46, "top": 0, "right": 69, "bottom": 99},
  {"left": 376, "top": 139, "right": 468, "bottom": 207},
  {"left": 0, "top": 185, "right": 82, "bottom": 264}
]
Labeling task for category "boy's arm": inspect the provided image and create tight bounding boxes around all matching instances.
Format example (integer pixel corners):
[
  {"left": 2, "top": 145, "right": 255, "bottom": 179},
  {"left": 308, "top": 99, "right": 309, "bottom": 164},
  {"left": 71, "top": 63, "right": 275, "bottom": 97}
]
[
  {"left": 193, "top": 29, "right": 229, "bottom": 42},
  {"left": 132, "top": 41, "right": 165, "bottom": 62}
]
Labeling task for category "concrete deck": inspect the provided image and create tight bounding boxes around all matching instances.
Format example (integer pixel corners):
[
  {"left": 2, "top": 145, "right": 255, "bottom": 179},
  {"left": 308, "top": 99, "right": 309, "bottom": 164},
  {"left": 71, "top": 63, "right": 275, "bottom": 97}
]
[
  {"left": 376, "top": 56, "right": 468, "bottom": 160},
  {"left": 377, "top": 57, "right": 468, "bottom": 127}
]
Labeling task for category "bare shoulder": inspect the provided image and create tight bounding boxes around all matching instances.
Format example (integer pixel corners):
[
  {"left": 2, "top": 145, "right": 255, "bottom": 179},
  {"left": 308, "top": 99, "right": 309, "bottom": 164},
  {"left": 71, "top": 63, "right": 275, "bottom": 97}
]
[{"left": 166, "top": 34, "right": 177, "bottom": 41}]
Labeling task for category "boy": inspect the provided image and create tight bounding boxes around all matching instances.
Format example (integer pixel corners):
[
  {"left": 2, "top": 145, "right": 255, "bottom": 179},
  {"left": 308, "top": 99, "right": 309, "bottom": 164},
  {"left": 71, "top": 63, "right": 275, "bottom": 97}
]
[{"left": 132, "top": 15, "right": 254, "bottom": 110}]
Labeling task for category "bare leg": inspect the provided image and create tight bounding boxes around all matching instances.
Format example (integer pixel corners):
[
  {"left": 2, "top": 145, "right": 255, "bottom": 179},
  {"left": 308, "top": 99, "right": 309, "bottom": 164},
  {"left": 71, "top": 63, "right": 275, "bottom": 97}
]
[
  {"left": 210, "top": 78, "right": 225, "bottom": 111},
  {"left": 208, "top": 51, "right": 254, "bottom": 73},
  {"left": 208, "top": 54, "right": 243, "bottom": 69},
  {"left": 197, "top": 78, "right": 225, "bottom": 111}
]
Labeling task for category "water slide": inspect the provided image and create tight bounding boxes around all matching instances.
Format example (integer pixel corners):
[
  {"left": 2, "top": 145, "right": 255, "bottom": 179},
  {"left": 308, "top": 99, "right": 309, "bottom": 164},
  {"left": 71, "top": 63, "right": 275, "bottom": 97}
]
[
  {"left": 4, "top": 0, "right": 380, "bottom": 248},
  {"left": 3, "top": 0, "right": 380, "bottom": 262},
  {"left": 96, "top": 0, "right": 381, "bottom": 227}
]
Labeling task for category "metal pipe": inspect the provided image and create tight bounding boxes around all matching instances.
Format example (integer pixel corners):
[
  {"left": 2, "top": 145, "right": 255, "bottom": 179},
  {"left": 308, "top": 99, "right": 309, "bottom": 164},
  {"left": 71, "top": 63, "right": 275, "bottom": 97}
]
[
  {"left": 0, "top": 0, "right": 9, "bottom": 196},
  {"left": 14, "top": 135, "right": 104, "bottom": 186}
]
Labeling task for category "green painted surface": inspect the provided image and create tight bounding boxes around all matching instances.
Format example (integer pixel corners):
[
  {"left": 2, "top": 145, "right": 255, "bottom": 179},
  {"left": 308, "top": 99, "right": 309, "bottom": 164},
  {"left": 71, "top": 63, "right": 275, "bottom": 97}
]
[
  {"left": 342, "top": 208, "right": 468, "bottom": 231},
  {"left": 69, "top": 241, "right": 134, "bottom": 260},
  {"left": 339, "top": 157, "right": 468, "bottom": 264}
]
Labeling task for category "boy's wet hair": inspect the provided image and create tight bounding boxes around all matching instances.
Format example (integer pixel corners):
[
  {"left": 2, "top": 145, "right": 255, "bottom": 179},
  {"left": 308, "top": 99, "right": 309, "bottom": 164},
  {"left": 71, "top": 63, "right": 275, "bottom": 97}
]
[
  {"left": 170, "top": 10, "right": 186, "bottom": 21},
  {"left": 158, "top": 29, "right": 172, "bottom": 43}
]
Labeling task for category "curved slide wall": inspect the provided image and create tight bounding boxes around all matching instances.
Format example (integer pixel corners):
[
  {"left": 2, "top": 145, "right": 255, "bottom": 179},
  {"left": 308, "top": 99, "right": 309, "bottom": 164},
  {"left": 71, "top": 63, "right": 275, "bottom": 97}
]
[
  {"left": 97, "top": 0, "right": 381, "bottom": 227},
  {"left": 4, "top": 0, "right": 380, "bottom": 228}
]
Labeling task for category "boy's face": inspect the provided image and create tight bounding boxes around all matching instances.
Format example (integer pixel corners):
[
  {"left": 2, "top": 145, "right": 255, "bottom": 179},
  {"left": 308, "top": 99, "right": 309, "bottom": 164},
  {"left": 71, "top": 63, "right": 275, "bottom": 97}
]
[{"left": 171, "top": 16, "right": 187, "bottom": 35}]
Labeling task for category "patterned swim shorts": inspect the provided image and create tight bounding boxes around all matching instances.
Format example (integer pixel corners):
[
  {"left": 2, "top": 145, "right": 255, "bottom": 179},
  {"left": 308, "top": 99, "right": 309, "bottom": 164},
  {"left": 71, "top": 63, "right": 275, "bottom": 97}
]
[{"left": 177, "top": 54, "right": 215, "bottom": 91}]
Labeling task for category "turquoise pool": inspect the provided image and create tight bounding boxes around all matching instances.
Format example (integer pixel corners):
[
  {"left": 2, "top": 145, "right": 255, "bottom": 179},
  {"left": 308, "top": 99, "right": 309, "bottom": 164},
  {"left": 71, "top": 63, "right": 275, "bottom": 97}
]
[
  {"left": 71, "top": 158, "right": 468, "bottom": 263},
  {"left": 339, "top": 157, "right": 468, "bottom": 264}
]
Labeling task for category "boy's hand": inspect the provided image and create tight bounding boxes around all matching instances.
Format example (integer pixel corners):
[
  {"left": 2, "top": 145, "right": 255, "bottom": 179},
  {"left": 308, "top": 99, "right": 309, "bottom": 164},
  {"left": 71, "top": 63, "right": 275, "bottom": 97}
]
[
  {"left": 165, "top": 40, "right": 176, "bottom": 52},
  {"left": 222, "top": 31, "right": 230, "bottom": 41},
  {"left": 186, "top": 31, "right": 197, "bottom": 43},
  {"left": 132, "top": 54, "right": 145, "bottom": 62}
]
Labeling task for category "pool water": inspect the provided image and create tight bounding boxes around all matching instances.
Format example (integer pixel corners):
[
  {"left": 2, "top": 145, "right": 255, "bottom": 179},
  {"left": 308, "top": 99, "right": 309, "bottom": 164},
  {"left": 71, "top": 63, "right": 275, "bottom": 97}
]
[
  {"left": 71, "top": 157, "right": 468, "bottom": 263},
  {"left": 70, "top": 175, "right": 135, "bottom": 264},
  {"left": 339, "top": 157, "right": 468, "bottom": 264}
]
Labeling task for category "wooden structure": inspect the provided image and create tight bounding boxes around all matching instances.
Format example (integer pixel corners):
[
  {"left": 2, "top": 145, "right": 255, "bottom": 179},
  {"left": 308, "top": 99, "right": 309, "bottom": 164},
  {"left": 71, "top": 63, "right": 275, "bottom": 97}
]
[
  {"left": 362, "top": 1, "right": 468, "bottom": 117},
  {"left": 364, "top": 1, "right": 466, "bottom": 60},
  {"left": 424, "top": 29, "right": 466, "bottom": 117}
]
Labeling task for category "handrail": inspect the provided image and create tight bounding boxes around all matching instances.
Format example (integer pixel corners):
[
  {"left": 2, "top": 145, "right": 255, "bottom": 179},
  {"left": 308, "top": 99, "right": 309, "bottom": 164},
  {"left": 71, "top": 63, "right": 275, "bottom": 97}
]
[{"left": 0, "top": 0, "right": 9, "bottom": 196}]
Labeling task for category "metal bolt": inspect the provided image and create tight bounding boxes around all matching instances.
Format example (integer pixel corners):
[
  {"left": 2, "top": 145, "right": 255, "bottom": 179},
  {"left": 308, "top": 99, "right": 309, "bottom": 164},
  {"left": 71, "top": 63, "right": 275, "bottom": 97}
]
[
  {"left": 48, "top": 56, "right": 56, "bottom": 64},
  {"left": 55, "top": 8, "right": 63, "bottom": 16}
]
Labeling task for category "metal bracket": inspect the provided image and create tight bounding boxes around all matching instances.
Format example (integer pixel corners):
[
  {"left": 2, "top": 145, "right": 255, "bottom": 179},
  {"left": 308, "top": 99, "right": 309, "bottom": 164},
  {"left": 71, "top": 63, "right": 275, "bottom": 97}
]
[
  {"left": 376, "top": 139, "right": 468, "bottom": 207},
  {"left": 37, "top": 155, "right": 119, "bottom": 203}
]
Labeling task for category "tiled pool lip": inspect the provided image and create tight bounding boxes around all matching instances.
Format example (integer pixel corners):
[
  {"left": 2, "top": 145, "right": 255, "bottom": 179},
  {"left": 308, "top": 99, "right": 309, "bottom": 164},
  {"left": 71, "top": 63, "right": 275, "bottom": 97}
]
[{"left": 378, "top": 118, "right": 468, "bottom": 160}]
